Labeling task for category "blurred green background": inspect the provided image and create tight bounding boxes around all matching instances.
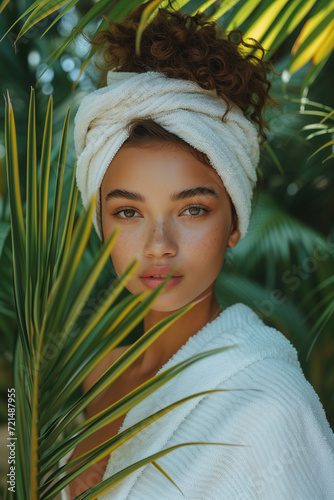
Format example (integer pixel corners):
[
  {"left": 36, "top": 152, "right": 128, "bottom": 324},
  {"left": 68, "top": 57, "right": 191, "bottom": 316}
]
[{"left": 0, "top": 0, "right": 333, "bottom": 495}]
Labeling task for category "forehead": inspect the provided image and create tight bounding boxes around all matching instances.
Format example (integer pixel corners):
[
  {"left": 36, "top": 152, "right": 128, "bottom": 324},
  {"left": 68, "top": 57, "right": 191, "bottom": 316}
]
[{"left": 101, "top": 142, "right": 225, "bottom": 192}]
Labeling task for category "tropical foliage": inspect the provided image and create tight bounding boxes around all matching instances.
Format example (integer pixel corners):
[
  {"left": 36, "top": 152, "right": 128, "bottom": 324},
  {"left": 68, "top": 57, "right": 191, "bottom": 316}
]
[
  {"left": 0, "top": 0, "right": 333, "bottom": 498},
  {"left": 3, "top": 88, "right": 235, "bottom": 499},
  {"left": 1, "top": 0, "right": 333, "bottom": 91}
]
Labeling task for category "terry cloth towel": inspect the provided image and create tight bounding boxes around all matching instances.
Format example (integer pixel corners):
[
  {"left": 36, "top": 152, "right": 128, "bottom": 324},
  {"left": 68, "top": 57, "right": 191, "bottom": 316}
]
[
  {"left": 95, "top": 303, "right": 334, "bottom": 500},
  {"left": 74, "top": 71, "right": 260, "bottom": 239}
]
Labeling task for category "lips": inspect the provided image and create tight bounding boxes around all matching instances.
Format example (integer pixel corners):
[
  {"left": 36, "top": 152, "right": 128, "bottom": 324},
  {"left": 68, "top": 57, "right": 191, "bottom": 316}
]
[
  {"left": 140, "top": 265, "right": 182, "bottom": 278},
  {"left": 140, "top": 265, "right": 183, "bottom": 290}
]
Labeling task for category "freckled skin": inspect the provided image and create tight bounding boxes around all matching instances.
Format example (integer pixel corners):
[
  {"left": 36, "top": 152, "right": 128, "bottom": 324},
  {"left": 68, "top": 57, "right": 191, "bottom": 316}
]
[
  {"left": 101, "top": 141, "right": 241, "bottom": 314},
  {"left": 67, "top": 143, "right": 242, "bottom": 499}
]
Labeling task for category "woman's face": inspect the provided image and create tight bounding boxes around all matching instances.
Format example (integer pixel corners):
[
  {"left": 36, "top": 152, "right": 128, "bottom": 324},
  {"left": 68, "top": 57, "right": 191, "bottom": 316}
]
[{"left": 101, "top": 141, "right": 241, "bottom": 312}]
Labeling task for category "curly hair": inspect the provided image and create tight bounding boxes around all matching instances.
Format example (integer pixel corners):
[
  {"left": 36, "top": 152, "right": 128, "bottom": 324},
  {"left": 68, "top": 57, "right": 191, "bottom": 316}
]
[{"left": 92, "top": 2, "right": 273, "bottom": 141}]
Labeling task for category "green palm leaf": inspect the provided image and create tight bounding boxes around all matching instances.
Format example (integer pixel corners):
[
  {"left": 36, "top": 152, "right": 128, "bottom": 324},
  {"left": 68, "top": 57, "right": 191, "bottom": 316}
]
[
  {"left": 0, "top": 0, "right": 10, "bottom": 14},
  {"left": 33, "top": 95, "right": 54, "bottom": 331},
  {"left": 5, "top": 95, "right": 28, "bottom": 361},
  {"left": 0, "top": 220, "right": 10, "bottom": 258},
  {"left": 2, "top": 0, "right": 333, "bottom": 91},
  {"left": 5, "top": 88, "right": 238, "bottom": 500}
]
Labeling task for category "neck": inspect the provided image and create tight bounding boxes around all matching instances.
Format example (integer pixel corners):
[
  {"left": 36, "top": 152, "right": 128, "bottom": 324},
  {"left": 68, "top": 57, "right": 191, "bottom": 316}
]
[{"left": 134, "top": 286, "right": 221, "bottom": 379}]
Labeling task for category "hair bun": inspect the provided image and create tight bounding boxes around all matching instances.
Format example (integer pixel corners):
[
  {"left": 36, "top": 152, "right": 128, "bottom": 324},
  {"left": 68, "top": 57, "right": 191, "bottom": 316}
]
[{"left": 93, "top": 2, "right": 273, "bottom": 141}]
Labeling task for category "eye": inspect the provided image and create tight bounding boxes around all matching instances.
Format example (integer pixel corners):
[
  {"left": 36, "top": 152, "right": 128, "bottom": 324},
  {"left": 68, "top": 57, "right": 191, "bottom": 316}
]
[
  {"left": 112, "top": 208, "right": 141, "bottom": 219},
  {"left": 181, "top": 205, "right": 210, "bottom": 217}
]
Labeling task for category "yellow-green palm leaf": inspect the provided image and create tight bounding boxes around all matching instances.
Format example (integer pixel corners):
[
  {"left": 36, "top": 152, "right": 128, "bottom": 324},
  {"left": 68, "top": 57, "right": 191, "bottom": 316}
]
[{"left": 4, "top": 88, "right": 236, "bottom": 500}]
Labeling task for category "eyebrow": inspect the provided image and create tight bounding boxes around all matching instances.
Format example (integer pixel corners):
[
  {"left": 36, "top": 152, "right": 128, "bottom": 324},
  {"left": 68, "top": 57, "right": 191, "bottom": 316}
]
[{"left": 105, "top": 186, "right": 219, "bottom": 202}]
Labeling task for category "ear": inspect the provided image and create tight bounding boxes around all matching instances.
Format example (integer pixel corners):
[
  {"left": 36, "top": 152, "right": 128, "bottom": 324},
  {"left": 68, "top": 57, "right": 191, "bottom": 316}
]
[{"left": 227, "top": 213, "right": 241, "bottom": 248}]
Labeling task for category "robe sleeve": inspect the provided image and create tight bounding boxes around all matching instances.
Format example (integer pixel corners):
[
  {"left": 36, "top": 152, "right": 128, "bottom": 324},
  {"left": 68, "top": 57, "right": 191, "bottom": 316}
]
[{"left": 211, "top": 357, "right": 334, "bottom": 500}]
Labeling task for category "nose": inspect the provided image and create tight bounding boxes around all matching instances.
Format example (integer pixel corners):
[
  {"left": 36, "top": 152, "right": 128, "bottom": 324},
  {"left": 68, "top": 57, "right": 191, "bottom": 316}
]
[{"left": 144, "top": 218, "right": 178, "bottom": 258}]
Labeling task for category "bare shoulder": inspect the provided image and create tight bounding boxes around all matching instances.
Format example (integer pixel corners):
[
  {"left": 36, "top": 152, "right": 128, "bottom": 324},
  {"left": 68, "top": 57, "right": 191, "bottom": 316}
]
[{"left": 82, "top": 345, "right": 130, "bottom": 395}]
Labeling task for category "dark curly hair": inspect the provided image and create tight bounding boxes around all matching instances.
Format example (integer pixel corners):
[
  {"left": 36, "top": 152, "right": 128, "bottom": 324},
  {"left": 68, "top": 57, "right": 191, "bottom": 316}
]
[{"left": 92, "top": 2, "right": 273, "bottom": 142}]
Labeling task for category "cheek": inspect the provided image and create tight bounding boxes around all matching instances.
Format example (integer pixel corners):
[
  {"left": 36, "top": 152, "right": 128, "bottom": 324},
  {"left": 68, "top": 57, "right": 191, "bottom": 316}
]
[
  {"left": 109, "top": 231, "right": 140, "bottom": 274},
  {"left": 182, "top": 223, "right": 230, "bottom": 289},
  {"left": 185, "top": 221, "right": 230, "bottom": 260}
]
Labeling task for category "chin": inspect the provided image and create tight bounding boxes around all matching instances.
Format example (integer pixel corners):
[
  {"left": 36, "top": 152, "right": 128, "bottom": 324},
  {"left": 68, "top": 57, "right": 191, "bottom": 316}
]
[
  {"left": 142, "top": 289, "right": 211, "bottom": 314},
  {"left": 123, "top": 277, "right": 217, "bottom": 313},
  {"left": 138, "top": 294, "right": 188, "bottom": 313},
  {"left": 122, "top": 285, "right": 192, "bottom": 312}
]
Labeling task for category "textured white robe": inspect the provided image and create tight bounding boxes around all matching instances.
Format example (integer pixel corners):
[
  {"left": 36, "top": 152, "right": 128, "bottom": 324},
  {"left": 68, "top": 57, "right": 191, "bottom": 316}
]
[{"left": 62, "top": 303, "right": 334, "bottom": 499}]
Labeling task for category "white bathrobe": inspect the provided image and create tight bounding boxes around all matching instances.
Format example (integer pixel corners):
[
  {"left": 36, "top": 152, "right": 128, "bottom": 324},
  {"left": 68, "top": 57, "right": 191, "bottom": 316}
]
[{"left": 62, "top": 303, "right": 334, "bottom": 499}]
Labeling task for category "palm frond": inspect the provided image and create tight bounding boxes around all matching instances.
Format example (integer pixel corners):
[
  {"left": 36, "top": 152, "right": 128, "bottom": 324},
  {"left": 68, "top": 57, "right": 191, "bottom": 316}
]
[
  {"left": 2, "top": 0, "right": 333, "bottom": 92},
  {"left": 232, "top": 193, "right": 329, "bottom": 276},
  {"left": 4, "top": 87, "right": 238, "bottom": 500}
]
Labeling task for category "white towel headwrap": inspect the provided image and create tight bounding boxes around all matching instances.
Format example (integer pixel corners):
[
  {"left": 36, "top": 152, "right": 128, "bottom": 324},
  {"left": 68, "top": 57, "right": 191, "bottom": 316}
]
[{"left": 74, "top": 70, "right": 259, "bottom": 238}]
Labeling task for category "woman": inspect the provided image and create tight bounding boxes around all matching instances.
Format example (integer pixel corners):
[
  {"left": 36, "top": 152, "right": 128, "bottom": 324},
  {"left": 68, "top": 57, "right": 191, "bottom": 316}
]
[{"left": 62, "top": 3, "right": 334, "bottom": 499}]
